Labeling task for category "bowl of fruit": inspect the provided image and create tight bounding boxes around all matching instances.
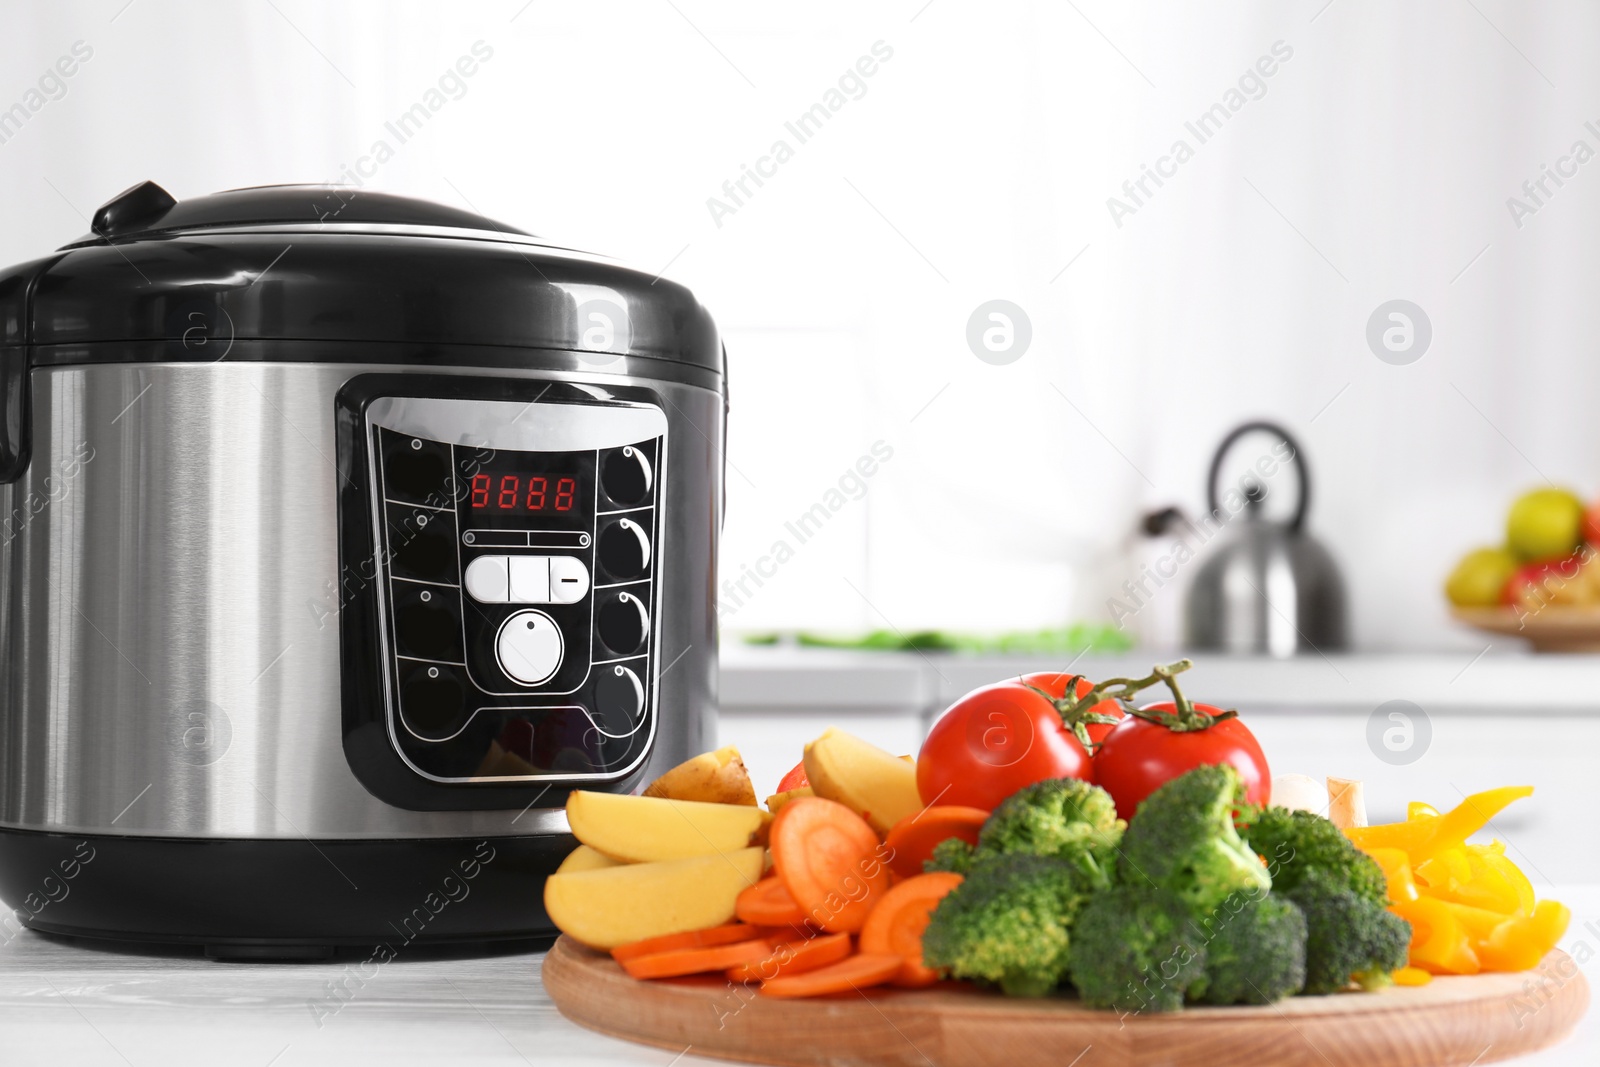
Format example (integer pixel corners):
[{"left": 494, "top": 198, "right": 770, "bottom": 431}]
[{"left": 1446, "top": 487, "right": 1600, "bottom": 651}]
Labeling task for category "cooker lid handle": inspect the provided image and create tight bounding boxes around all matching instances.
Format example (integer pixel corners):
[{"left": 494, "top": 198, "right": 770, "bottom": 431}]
[
  {"left": 78, "top": 181, "right": 528, "bottom": 243},
  {"left": 91, "top": 181, "right": 179, "bottom": 239}
]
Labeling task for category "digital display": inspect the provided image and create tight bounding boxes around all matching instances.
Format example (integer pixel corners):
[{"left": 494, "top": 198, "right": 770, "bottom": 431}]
[
  {"left": 468, "top": 472, "right": 580, "bottom": 513},
  {"left": 457, "top": 447, "right": 588, "bottom": 518}
]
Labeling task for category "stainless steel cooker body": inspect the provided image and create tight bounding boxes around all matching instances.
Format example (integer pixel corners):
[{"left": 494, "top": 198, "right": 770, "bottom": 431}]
[
  {"left": 0, "top": 357, "right": 722, "bottom": 840},
  {"left": 0, "top": 182, "right": 727, "bottom": 950}
]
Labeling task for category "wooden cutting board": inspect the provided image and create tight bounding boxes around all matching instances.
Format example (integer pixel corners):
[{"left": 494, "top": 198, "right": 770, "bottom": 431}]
[{"left": 543, "top": 936, "right": 1589, "bottom": 1067}]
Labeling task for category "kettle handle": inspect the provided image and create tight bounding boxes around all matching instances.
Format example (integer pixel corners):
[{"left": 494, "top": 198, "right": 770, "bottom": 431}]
[{"left": 1206, "top": 420, "right": 1309, "bottom": 531}]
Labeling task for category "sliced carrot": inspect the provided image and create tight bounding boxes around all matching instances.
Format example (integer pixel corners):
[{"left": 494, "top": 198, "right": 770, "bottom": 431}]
[
  {"left": 759, "top": 953, "right": 905, "bottom": 998},
  {"left": 610, "top": 923, "right": 761, "bottom": 963},
  {"left": 619, "top": 937, "right": 772, "bottom": 980},
  {"left": 736, "top": 877, "right": 807, "bottom": 926},
  {"left": 769, "top": 797, "right": 891, "bottom": 934},
  {"left": 883, "top": 807, "right": 988, "bottom": 879},
  {"left": 725, "top": 932, "right": 853, "bottom": 983},
  {"left": 858, "top": 871, "right": 964, "bottom": 987}
]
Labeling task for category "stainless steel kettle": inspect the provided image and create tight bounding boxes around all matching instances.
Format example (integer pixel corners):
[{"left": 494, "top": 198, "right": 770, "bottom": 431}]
[{"left": 1185, "top": 421, "right": 1347, "bottom": 655}]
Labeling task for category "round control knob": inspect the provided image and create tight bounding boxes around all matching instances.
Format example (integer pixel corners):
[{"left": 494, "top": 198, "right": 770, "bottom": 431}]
[
  {"left": 597, "top": 592, "right": 649, "bottom": 655},
  {"left": 495, "top": 609, "right": 564, "bottom": 686},
  {"left": 601, "top": 446, "right": 653, "bottom": 505},
  {"left": 594, "top": 665, "right": 645, "bottom": 734},
  {"left": 598, "top": 518, "right": 651, "bottom": 580}
]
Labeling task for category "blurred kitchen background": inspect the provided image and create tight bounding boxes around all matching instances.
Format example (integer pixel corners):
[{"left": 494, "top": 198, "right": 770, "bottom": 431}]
[{"left": 4, "top": 3, "right": 1598, "bottom": 873}]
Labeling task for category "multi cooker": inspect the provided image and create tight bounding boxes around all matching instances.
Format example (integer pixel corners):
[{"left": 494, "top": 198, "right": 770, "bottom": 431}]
[{"left": 0, "top": 181, "right": 724, "bottom": 956}]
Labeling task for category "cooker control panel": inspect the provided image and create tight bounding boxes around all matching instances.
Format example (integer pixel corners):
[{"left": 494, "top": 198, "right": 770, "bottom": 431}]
[{"left": 358, "top": 392, "right": 667, "bottom": 790}]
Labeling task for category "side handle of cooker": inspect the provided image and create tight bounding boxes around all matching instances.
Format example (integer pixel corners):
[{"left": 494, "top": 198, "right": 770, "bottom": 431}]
[
  {"left": 0, "top": 347, "right": 28, "bottom": 483},
  {"left": 720, "top": 342, "right": 729, "bottom": 531}
]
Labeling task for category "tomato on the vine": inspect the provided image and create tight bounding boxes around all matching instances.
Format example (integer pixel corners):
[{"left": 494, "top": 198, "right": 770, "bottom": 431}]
[
  {"left": 1094, "top": 699, "right": 1271, "bottom": 821},
  {"left": 1016, "top": 672, "right": 1126, "bottom": 746},
  {"left": 916, "top": 675, "right": 1123, "bottom": 811}
]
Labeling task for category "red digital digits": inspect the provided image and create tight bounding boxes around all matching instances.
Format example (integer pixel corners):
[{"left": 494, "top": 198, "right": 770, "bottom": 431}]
[{"left": 467, "top": 470, "right": 578, "bottom": 512}]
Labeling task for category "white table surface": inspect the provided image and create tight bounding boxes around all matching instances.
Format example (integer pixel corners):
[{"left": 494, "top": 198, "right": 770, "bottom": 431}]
[{"left": 0, "top": 886, "right": 1592, "bottom": 1067}]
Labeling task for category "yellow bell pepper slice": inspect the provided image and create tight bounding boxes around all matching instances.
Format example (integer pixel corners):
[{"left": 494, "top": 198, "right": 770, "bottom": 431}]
[
  {"left": 1346, "top": 815, "right": 1439, "bottom": 854},
  {"left": 1414, "top": 848, "right": 1473, "bottom": 891},
  {"left": 1366, "top": 847, "right": 1420, "bottom": 904},
  {"left": 1471, "top": 848, "right": 1536, "bottom": 916},
  {"left": 1408, "top": 801, "right": 1441, "bottom": 820},
  {"left": 1477, "top": 900, "right": 1571, "bottom": 972},
  {"left": 1392, "top": 966, "right": 1433, "bottom": 987},
  {"left": 1393, "top": 897, "right": 1482, "bottom": 975},
  {"left": 1410, "top": 786, "right": 1533, "bottom": 865},
  {"left": 1437, "top": 900, "right": 1516, "bottom": 941}
]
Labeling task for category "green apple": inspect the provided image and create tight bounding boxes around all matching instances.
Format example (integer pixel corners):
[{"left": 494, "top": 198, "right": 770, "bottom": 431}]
[
  {"left": 1506, "top": 488, "right": 1584, "bottom": 561},
  {"left": 1445, "top": 546, "right": 1519, "bottom": 606}
]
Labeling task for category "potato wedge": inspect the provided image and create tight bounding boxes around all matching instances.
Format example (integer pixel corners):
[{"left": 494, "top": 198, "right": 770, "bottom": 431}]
[
  {"left": 802, "top": 728, "right": 923, "bottom": 834},
  {"left": 566, "top": 790, "right": 770, "bottom": 863},
  {"left": 765, "top": 785, "right": 814, "bottom": 814},
  {"left": 555, "top": 844, "right": 620, "bottom": 874},
  {"left": 544, "top": 847, "right": 764, "bottom": 949},
  {"left": 642, "top": 746, "right": 758, "bottom": 806}
]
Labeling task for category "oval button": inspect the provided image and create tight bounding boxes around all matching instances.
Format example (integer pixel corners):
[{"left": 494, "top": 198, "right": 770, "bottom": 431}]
[
  {"left": 597, "top": 592, "right": 649, "bottom": 655},
  {"left": 601, "top": 446, "right": 653, "bottom": 505},
  {"left": 598, "top": 519, "right": 650, "bottom": 580},
  {"left": 594, "top": 664, "right": 645, "bottom": 735},
  {"left": 495, "top": 609, "right": 564, "bottom": 686}
]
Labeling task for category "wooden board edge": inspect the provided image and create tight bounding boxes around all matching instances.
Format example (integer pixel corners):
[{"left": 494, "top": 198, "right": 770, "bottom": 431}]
[{"left": 542, "top": 936, "right": 1591, "bottom": 1067}]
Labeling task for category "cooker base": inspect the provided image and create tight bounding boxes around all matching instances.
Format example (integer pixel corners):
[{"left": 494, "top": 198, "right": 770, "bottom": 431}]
[{"left": 0, "top": 827, "right": 571, "bottom": 960}]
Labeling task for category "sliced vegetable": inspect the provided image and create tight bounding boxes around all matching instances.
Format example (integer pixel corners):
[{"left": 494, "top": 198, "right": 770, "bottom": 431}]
[
  {"left": 1392, "top": 966, "right": 1433, "bottom": 987},
  {"left": 1392, "top": 897, "right": 1481, "bottom": 976},
  {"left": 619, "top": 937, "right": 773, "bottom": 980},
  {"left": 804, "top": 728, "right": 924, "bottom": 834},
  {"left": 758, "top": 953, "right": 905, "bottom": 998},
  {"left": 769, "top": 796, "right": 890, "bottom": 933},
  {"left": 1479, "top": 900, "right": 1571, "bottom": 972},
  {"left": 883, "top": 807, "right": 988, "bottom": 880},
  {"left": 725, "top": 932, "right": 853, "bottom": 983},
  {"left": 1366, "top": 847, "right": 1420, "bottom": 904},
  {"left": 1409, "top": 786, "right": 1533, "bottom": 864},
  {"left": 642, "top": 746, "right": 759, "bottom": 806},
  {"left": 735, "top": 877, "right": 807, "bottom": 927},
  {"left": 611, "top": 922, "right": 762, "bottom": 963},
  {"left": 858, "top": 872, "right": 964, "bottom": 987},
  {"left": 1352, "top": 787, "right": 1563, "bottom": 978}
]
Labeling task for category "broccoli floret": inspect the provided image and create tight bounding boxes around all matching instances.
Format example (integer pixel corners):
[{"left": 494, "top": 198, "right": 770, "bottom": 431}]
[
  {"left": 921, "top": 853, "right": 1087, "bottom": 997},
  {"left": 1192, "top": 893, "right": 1307, "bottom": 1005},
  {"left": 1239, "top": 806, "right": 1388, "bottom": 905},
  {"left": 924, "top": 836, "right": 976, "bottom": 875},
  {"left": 976, "top": 778, "right": 1124, "bottom": 888},
  {"left": 1117, "top": 765, "right": 1271, "bottom": 914},
  {"left": 1068, "top": 887, "right": 1208, "bottom": 1014},
  {"left": 1285, "top": 870, "right": 1411, "bottom": 994}
]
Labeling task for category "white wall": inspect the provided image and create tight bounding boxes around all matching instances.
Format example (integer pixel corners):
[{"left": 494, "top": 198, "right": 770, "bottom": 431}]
[{"left": 1, "top": 1, "right": 1594, "bottom": 651}]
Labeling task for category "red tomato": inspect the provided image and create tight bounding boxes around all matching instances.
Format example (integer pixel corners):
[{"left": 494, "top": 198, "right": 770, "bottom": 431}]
[
  {"left": 917, "top": 682, "right": 1096, "bottom": 811},
  {"left": 776, "top": 760, "right": 809, "bottom": 793},
  {"left": 1584, "top": 499, "right": 1600, "bottom": 547},
  {"left": 1093, "top": 702, "right": 1271, "bottom": 821},
  {"left": 1016, "top": 672, "right": 1125, "bottom": 745}
]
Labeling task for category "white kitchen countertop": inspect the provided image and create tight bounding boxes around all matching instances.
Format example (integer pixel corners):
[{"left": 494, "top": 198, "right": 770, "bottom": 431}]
[
  {"left": 719, "top": 645, "right": 1600, "bottom": 715},
  {"left": 0, "top": 886, "right": 1593, "bottom": 1067},
  {"left": 0, "top": 647, "right": 1588, "bottom": 1065}
]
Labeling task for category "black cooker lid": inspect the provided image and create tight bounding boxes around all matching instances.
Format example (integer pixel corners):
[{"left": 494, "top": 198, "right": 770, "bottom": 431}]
[{"left": 0, "top": 181, "right": 721, "bottom": 374}]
